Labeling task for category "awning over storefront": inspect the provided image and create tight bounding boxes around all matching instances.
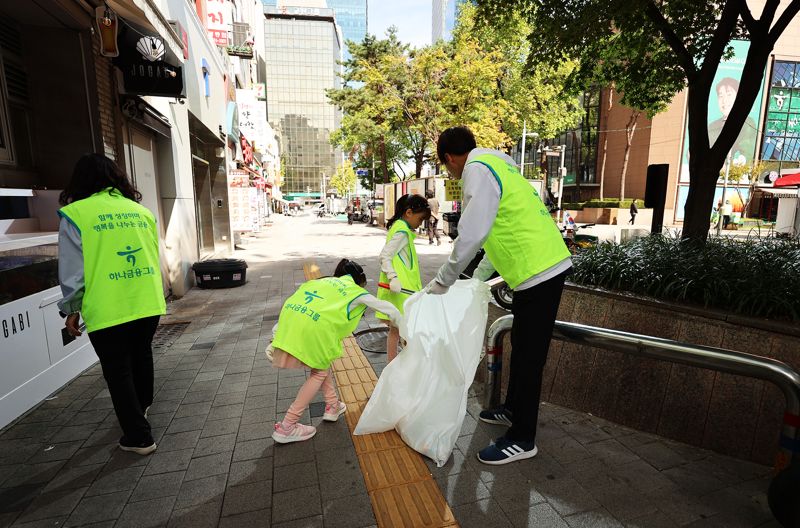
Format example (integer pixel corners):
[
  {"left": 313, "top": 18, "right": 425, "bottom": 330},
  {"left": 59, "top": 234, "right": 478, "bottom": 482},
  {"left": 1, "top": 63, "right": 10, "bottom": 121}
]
[
  {"left": 106, "top": 0, "right": 185, "bottom": 63},
  {"left": 756, "top": 187, "right": 799, "bottom": 199}
]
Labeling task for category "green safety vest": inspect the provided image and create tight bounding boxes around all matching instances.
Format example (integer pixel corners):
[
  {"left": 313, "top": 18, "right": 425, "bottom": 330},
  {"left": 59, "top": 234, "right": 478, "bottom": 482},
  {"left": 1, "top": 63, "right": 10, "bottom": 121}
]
[
  {"left": 377, "top": 219, "right": 422, "bottom": 318},
  {"left": 272, "top": 275, "right": 368, "bottom": 370},
  {"left": 59, "top": 188, "right": 166, "bottom": 332},
  {"left": 469, "top": 153, "right": 570, "bottom": 289}
]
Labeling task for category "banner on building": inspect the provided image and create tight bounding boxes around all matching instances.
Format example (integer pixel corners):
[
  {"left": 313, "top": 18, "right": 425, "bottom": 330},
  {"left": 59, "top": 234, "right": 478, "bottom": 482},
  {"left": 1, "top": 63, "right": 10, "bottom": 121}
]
[
  {"left": 237, "top": 89, "right": 268, "bottom": 152},
  {"left": 680, "top": 40, "right": 764, "bottom": 183},
  {"left": 229, "top": 170, "right": 251, "bottom": 231},
  {"left": 255, "top": 83, "right": 266, "bottom": 100},
  {"left": 206, "top": 0, "right": 230, "bottom": 46}
]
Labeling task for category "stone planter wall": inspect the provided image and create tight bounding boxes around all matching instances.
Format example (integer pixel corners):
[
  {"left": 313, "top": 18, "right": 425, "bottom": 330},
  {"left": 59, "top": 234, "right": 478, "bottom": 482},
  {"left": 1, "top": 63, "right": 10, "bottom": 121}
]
[{"left": 492, "top": 284, "right": 800, "bottom": 466}]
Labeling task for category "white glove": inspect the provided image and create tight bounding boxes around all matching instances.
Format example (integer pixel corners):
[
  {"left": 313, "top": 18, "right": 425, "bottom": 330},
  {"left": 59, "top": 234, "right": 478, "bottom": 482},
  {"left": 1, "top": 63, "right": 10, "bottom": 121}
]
[
  {"left": 386, "top": 306, "right": 403, "bottom": 328},
  {"left": 389, "top": 277, "right": 402, "bottom": 294},
  {"left": 425, "top": 279, "right": 449, "bottom": 295},
  {"left": 265, "top": 344, "right": 274, "bottom": 362}
]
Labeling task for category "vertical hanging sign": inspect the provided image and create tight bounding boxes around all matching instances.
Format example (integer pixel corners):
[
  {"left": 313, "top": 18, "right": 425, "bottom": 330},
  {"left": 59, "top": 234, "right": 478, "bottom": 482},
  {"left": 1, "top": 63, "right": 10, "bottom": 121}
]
[{"left": 206, "top": 0, "right": 230, "bottom": 46}]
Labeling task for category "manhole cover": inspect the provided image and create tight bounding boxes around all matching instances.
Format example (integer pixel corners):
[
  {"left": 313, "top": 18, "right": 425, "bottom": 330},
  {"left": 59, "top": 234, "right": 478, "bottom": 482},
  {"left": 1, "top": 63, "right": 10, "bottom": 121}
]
[
  {"left": 354, "top": 328, "right": 390, "bottom": 354},
  {"left": 152, "top": 322, "right": 190, "bottom": 349}
]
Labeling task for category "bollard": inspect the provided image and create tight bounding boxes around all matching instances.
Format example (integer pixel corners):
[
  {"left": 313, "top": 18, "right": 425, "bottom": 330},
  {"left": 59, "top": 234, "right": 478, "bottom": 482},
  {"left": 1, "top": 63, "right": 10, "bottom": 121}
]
[{"left": 484, "top": 314, "right": 513, "bottom": 409}]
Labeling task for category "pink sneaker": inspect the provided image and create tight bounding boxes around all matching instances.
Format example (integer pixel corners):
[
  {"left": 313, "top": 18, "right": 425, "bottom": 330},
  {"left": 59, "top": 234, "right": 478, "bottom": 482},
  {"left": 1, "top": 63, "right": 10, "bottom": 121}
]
[
  {"left": 323, "top": 401, "right": 347, "bottom": 422},
  {"left": 272, "top": 422, "right": 316, "bottom": 444}
]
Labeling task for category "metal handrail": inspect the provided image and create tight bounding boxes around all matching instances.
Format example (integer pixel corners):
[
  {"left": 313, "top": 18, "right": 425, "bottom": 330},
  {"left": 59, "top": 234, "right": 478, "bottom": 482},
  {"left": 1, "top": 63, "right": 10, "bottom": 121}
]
[{"left": 484, "top": 313, "right": 800, "bottom": 472}]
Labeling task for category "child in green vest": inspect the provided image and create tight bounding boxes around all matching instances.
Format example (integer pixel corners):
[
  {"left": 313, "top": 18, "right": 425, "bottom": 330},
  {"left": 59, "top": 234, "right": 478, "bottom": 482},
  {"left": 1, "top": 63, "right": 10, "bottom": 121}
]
[
  {"left": 377, "top": 194, "right": 431, "bottom": 362},
  {"left": 270, "top": 259, "right": 402, "bottom": 443}
]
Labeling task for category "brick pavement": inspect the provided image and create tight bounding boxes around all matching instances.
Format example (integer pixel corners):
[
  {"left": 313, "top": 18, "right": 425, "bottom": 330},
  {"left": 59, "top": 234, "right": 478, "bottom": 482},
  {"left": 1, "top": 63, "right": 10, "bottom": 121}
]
[{"left": 0, "top": 212, "right": 781, "bottom": 527}]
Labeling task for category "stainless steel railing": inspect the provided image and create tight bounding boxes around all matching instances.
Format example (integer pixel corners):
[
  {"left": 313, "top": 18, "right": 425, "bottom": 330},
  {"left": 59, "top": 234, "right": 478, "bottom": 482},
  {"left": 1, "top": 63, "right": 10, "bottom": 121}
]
[{"left": 483, "top": 314, "right": 800, "bottom": 472}]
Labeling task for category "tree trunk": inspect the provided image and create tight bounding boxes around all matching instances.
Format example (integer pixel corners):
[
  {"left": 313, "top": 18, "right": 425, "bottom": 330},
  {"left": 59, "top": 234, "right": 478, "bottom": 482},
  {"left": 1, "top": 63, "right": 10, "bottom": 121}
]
[
  {"left": 379, "top": 137, "right": 389, "bottom": 184},
  {"left": 598, "top": 88, "right": 612, "bottom": 201},
  {"left": 682, "top": 163, "right": 720, "bottom": 241},
  {"left": 619, "top": 110, "right": 640, "bottom": 201}
]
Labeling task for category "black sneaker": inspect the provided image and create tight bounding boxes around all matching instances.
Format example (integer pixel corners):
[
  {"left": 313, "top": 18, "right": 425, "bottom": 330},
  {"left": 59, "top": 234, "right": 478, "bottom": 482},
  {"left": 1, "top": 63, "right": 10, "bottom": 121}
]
[
  {"left": 479, "top": 405, "right": 512, "bottom": 426},
  {"left": 119, "top": 436, "right": 157, "bottom": 455},
  {"left": 477, "top": 436, "right": 537, "bottom": 465}
]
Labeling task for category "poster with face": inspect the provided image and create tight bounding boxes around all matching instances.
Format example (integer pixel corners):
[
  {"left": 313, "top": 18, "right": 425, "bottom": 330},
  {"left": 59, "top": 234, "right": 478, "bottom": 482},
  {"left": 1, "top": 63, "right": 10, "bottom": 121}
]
[{"left": 679, "top": 40, "right": 764, "bottom": 183}]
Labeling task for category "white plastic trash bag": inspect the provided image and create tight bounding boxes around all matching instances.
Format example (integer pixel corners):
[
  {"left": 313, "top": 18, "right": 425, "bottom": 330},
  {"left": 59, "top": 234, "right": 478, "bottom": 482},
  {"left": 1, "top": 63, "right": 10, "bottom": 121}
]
[{"left": 354, "top": 279, "right": 491, "bottom": 466}]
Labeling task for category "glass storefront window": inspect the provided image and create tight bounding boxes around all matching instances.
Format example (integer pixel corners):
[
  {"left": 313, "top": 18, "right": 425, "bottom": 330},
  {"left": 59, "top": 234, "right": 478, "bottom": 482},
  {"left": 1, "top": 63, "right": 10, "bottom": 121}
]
[{"left": 761, "top": 60, "right": 800, "bottom": 166}]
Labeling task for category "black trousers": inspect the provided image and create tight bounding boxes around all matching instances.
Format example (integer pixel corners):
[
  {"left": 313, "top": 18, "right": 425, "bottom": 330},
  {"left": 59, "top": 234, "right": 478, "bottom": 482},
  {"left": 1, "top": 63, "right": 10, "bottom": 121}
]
[
  {"left": 504, "top": 271, "right": 569, "bottom": 443},
  {"left": 88, "top": 315, "right": 159, "bottom": 444}
]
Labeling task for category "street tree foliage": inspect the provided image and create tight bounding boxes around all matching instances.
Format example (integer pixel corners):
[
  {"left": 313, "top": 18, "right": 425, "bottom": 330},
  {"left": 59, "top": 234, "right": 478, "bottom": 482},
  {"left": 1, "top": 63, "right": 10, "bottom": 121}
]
[
  {"left": 329, "top": 164, "right": 357, "bottom": 196},
  {"left": 477, "top": 0, "right": 800, "bottom": 242},
  {"left": 327, "top": 5, "right": 581, "bottom": 183}
]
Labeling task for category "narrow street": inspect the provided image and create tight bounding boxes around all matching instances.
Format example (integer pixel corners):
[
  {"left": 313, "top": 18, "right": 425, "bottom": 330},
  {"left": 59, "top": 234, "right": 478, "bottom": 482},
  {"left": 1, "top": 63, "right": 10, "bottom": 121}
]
[{"left": 0, "top": 211, "right": 778, "bottom": 528}]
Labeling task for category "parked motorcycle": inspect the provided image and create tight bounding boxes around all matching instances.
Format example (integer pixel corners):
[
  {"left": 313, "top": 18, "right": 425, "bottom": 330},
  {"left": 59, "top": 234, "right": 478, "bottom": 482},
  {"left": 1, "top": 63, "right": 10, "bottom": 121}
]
[{"left": 561, "top": 222, "right": 598, "bottom": 253}]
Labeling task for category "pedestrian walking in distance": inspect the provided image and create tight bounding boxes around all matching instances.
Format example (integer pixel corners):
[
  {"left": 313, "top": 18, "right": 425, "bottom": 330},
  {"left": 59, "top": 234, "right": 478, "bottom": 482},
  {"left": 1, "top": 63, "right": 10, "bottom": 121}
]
[
  {"left": 429, "top": 126, "right": 571, "bottom": 465},
  {"left": 629, "top": 200, "right": 638, "bottom": 225},
  {"left": 270, "top": 260, "right": 401, "bottom": 443},
  {"left": 58, "top": 154, "right": 166, "bottom": 456},
  {"left": 377, "top": 194, "right": 430, "bottom": 362},
  {"left": 426, "top": 190, "right": 441, "bottom": 245}
]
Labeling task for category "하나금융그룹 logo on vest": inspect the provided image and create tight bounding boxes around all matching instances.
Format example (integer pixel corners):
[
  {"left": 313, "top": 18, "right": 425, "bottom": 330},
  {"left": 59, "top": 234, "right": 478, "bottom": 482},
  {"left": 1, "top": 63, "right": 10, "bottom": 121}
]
[
  {"left": 304, "top": 290, "right": 323, "bottom": 304},
  {"left": 117, "top": 246, "right": 142, "bottom": 267}
]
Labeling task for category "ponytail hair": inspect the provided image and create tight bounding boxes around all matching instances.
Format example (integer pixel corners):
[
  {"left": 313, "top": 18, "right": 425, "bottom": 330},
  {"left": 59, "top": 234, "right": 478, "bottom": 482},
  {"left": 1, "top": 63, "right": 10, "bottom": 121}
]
[
  {"left": 386, "top": 194, "right": 430, "bottom": 229},
  {"left": 334, "top": 259, "right": 367, "bottom": 286}
]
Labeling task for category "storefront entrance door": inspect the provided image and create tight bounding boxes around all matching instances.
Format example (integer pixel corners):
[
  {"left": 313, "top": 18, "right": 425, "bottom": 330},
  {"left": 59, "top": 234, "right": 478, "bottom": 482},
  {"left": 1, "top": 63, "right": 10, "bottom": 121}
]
[{"left": 192, "top": 156, "right": 215, "bottom": 258}]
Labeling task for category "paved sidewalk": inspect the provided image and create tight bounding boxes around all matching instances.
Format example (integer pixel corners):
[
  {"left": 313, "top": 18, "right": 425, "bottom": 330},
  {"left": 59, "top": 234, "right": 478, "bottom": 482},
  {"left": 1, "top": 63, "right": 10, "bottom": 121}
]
[{"left": 0, "top": 212, "right": 780, "bottom": 527}]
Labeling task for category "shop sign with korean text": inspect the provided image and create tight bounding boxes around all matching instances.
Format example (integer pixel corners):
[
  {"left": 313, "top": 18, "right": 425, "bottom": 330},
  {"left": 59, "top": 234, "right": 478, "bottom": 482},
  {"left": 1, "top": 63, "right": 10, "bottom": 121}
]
[
  {"left": 237, "top": 89, "right": 268, "bottom": 152},
  {"left": 206, "top": 0, "right": 230, "bottom": 46}
]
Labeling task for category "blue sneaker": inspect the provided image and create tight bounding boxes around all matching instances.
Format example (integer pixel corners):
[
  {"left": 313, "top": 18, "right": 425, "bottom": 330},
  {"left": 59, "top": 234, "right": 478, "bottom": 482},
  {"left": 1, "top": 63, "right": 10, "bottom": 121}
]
[
  {"left": 478, "top": 405, "right": 512, "bottom": 426},
  {"left": 477, "top": 436, "right": 537, "bottom": 465}
]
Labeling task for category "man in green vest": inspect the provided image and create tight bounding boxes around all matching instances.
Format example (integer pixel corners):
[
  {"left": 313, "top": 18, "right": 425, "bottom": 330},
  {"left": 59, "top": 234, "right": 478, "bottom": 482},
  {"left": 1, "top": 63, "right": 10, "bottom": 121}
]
[
  {"left": 426, "top": 126, "right": 572, "bottom": 465},
  {"left": 58, "top": 154, "right": 166, "bottom": 456}
]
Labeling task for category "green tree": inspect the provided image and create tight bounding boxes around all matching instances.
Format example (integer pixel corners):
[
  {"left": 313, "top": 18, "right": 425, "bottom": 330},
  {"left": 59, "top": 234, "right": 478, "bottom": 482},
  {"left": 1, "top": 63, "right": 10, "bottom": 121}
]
[
  {"left": 329, "top": 164, "right": 357, "bottom": 196},
  {"left": 477, "top": 0, "right": 800, "bottom": 241},
  {"left": 327, "top": 30, "right": 409, "bottom": 184}
]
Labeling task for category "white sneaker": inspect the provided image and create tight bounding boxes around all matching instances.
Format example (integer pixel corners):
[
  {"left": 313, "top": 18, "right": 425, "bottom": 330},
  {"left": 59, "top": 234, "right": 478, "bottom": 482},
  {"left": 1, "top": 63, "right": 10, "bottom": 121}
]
[
  {"left": 323, "top": 401, "right": 346, "bottom": 422},
  {"left": 119, "top": 438, "right": 157, "bottom": 456},
  {"left": 272, "top": 422, "right": 316, "bottom": 443}
]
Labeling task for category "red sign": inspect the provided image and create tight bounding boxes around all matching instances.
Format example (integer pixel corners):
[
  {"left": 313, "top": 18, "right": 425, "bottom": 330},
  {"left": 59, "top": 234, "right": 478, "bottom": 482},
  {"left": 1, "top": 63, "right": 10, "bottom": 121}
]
[{"left": 240, "top": 134, "right": 253, "bottom": 165}]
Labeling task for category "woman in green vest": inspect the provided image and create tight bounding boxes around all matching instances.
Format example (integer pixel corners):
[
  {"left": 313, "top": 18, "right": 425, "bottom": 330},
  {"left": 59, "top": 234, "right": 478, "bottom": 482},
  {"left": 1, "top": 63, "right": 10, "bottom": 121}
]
[
  {"left": 270, "top": 259, "right": 401, "bottom": 443},
  {"left": 377, "top": 194, "right": 431, "bottom": 362},
  {"left": 58, "top": 154, "right": 166, "bottom": 456}
]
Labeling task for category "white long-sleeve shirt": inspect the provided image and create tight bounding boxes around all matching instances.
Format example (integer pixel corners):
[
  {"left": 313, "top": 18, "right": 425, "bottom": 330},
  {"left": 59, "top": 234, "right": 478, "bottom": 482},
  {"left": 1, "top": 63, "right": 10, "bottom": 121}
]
[
  {"left": 57, "top": 217, "right": 85, "bottom": 315},
  {"left": 379, "top": 230, "right": 412, "bottom": 282},
  {"left": 435, "top": 148, "right": 572, "bottom": 291}
]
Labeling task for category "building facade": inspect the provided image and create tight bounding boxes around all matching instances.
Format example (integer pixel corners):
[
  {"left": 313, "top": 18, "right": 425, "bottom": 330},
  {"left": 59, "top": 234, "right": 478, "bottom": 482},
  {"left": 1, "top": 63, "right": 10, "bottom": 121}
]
[
  {"left": 533, "top": 0, "right": 800, "bottom": 229},
  {"left": 326, "top": 0, "right": 366, "bottom": 60},
  {"left": 264, "top": 5, "right": 342, "bottom": 199}
]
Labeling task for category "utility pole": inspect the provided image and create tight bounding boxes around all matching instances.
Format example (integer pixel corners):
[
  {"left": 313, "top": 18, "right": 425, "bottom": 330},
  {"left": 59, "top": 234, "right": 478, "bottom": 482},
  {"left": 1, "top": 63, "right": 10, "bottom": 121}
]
[
  {"left": 521, "top": 121, "right": 527, "bottom": 178},
  {"left": 519, "top": 121, "right": 538, "bottom": 178},
  {"left": 558, "top": 145, "right": 566, "bottom": 225}
]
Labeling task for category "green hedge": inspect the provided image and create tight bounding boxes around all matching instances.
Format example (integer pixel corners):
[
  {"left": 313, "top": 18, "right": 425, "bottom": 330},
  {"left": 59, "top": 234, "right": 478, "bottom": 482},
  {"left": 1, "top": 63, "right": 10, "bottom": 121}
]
[
  {"left": 562, "top": 198, "right": 645, "bottom": 210},
  {"left": 571, "top": 235, "right": 800, "bottom": 322}
]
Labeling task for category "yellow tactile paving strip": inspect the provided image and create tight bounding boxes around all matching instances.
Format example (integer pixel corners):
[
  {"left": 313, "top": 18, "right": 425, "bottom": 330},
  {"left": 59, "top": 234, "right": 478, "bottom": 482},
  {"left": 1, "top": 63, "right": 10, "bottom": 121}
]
[{"left": 304, "top": 262, "right": 458, "bottom": 528}]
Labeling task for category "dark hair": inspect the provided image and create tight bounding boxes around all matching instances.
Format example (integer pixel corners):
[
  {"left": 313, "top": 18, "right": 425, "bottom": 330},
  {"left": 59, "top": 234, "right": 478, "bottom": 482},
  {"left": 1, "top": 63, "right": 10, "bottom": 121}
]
[
  {"left": 437, "top": 126, "right": 477, "bottom": 164},
  {"left": 716, "top": 77, "right": 739, "bottom": 93},
  {"left": 334, "top": 259, "right": 367, "bottom": 286},
  {"left": 386, "top": 194, "right": 430, "bottom": 229},
  {"left": 425, "top": 190, "right": 434, "bottom": 199},
  {"left": 59, "top": 153, "right": 142, "bottom": 205}
]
